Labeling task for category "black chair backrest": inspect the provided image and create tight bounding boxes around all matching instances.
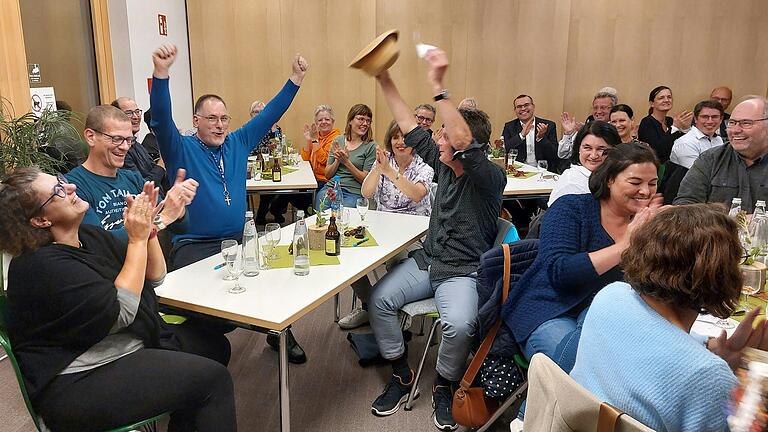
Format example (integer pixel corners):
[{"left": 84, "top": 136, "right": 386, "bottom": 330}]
[{"left": 659, "top": 161, "right": 689, "bottom": 205}]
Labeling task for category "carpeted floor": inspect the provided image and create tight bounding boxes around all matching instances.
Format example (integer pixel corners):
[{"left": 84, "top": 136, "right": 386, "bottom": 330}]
[{"left": 0, "top": 288, "right": 517, "bottom": 431}]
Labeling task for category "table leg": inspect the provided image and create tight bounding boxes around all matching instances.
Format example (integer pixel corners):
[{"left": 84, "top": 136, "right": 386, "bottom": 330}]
[
  {"left": 278, "top": 329, "right": 291, "bottom": 432},
  {"left": 333, "top": 293, "right": 340, "bottom": 322}
]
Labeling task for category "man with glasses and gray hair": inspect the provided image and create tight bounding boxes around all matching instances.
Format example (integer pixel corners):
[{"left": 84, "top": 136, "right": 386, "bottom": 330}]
[
  {"left": 66, "top": 105, "right": 196, "bottom": 243},
  {"left": 557, "top": 89, "right": 618, "bottom": 159},
  {"left": 675, "top": 96, "right": 768, "bottom": 212},
  {"left": 111, "top": 97, "right": 168, "bottom": 188}
]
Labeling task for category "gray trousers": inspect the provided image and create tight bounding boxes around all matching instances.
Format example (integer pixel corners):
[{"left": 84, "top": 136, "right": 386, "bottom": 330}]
[{"left": 368, "top": 257, "right": 478, "bottom": 381}]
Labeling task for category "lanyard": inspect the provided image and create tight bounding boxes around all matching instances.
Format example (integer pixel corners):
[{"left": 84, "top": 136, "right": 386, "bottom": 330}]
[{"left": 196, "top": 136, "right": 231, "bottom": 205}]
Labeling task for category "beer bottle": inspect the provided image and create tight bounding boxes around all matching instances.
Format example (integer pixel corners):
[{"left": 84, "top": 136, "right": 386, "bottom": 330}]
[
  {"left": 325, "top": 215, "right": 340, "bottom": 256},
  {"left": 272, "top": 156, "right": 282, "bottom": 182}
]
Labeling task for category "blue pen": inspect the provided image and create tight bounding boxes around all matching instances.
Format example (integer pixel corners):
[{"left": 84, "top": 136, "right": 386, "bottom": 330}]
[
  {"left": 352, "top": 237, "right": 369, "bottom": 247},
  {"left": 213, "top": 262, "right": 226, "bottom": 270}
]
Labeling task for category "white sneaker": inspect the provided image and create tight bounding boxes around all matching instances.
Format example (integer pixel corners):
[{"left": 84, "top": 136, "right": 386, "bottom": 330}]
[{"left": 339, "top": 306, "right": 369, "bottom": 329}]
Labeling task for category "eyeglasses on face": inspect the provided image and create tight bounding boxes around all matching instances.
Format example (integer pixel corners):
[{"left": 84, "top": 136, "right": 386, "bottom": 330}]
[
  {"left": 92, "top": 129, "right": 137, "bottom": 146},
  {"left": 726, "top": 118, "right": 768, "bottom": 129},
  {"left": 579, "top": 145, "right": 610, "bottom": 156},
  {"left": 515, "top": 102, "right": 533, "bottom": 110},
  {"left": 353, "top": 116, "right": 372, "bottom": 125},
  {"left": 697, "top": 114, "right": 722, "bottom": 121},
  {"left": 196, "top": 114, "right": 231, "bottom": 125},
  {"left": 35, "top": 173, "right": 68, "bottom": 215},
  {"left": 123, "top": 109, "right": 143, "bottom": 117},
  {"left": 415, "top": 115, "right": 434, "bottom": 124}
]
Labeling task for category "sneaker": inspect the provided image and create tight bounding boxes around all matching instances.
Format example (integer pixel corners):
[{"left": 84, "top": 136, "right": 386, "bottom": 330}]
[
  {"left": 432, "top": 385, "right": 458, "bottom": 431},
  {"left": 371, "top": 371, "right": 419, "bottom": 416},
  {"left": 339, "top": 306, "right": 369, "bottom": 330}
]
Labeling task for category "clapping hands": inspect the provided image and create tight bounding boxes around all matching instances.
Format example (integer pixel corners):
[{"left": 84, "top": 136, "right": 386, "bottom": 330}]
[{"left": 124, "top": 182, "right": 160, "bottom": 243}]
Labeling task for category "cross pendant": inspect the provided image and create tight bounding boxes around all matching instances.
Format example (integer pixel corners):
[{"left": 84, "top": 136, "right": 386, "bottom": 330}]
[{"left": 225, "top": 195, "right": 232, "bottom": 206}]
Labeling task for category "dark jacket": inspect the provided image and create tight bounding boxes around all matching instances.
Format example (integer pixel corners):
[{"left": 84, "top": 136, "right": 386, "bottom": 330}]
[{"left": 502, "top": 117, "right": 567, "bottom": 173}]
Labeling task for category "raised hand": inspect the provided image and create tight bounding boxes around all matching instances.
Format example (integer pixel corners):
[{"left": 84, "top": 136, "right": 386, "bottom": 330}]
[
  {"left": 375, "top": 147, "right": 395, "bottom": 178},
  {"left": 673, "top": 110, "right": 694, "bottom": 130},
  {"left": 709, "top": 307, "right": 766, "bottom": 370},
  {"left": 152, "top": 44, "right": 177, "bottom": 79},
  {"left": 290, "top": 54, "right": 309, "bottom": 85},
  {"left": 561, "top": 112, "right": 580, "bottom": 135},
  {"left": 535, "top": 123, "right": 549, "bottom": 141},
  {"left": 522, "top": 120, "right": 534, "bottom": 137},
  {"left": 303, "top": 124, "right": 312, "bottom": 141},
  {"left": 424, "top": 48, "right": 449, "bottom": 91}
]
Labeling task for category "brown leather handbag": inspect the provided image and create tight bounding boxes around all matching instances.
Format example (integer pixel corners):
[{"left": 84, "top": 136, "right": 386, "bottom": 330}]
[{"left": 452, "top": 243, "right": 510, "bottom": 428}]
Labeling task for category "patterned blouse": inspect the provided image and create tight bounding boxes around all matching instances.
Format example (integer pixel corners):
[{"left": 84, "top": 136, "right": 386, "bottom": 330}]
[{"left": 372, "top": 153, "right": 434, "bottom": 216}]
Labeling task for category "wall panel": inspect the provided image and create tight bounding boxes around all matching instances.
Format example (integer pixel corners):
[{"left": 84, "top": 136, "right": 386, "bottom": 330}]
[{"left": 187, "top": 0, "right": 768, "bottom": 146}]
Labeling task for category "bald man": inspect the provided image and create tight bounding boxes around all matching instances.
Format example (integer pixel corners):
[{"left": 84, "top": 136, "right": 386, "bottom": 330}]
[
  {"left": 710, "top": 86, "right": 733, "bottom": 144},
  {"left": 111, "top": 97, "right": 168, "bottom": 188}
]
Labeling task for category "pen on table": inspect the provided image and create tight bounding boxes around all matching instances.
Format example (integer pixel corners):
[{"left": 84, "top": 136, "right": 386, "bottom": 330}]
[
  {"left": 352, "top": 237, "right": 369, "bottom": 247},
  {"left": 213, "top": 262, "right": 226, "bottom": 270}
]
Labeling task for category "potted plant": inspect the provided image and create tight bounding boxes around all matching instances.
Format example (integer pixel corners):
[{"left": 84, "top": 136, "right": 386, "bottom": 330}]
[{"left": 488, "top": 138, "right": 505, "bottom": 169}]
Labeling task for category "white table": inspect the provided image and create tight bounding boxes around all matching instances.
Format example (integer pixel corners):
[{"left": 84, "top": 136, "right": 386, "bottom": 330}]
[
  {"left": 156, "top": 210, "right": 430, "bottom": 432},
  {"left": 503, "top": 162, "right": 558, "bottom": 199},
  {"left": 246, "top": 159, "right": 317, "bottom": 192}
]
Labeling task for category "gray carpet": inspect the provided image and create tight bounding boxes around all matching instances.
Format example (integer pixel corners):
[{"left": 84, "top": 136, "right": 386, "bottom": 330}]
[{"left": 0, "top": 289, "right": 515, "bottom": 431}]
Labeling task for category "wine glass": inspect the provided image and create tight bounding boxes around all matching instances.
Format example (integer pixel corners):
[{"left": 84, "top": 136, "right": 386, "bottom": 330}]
[
  {"left": 338, "top": 207, "right": 350, "bottom": 238},
  {"left": 221, "top": 240, "right": 238, "bottom": 280},
  {"left": 265, "top": 223, "right": 281, "bottom": 259},
  {"left": 507, "top": 149, "right": 518, "bottom": 169},
  {"left": 258, "top": 230, "right": 272, "bottom": 270},
  {"left": 740, "top": 267, "right": 762, "bottom": 312},
  {"left": 356, "top": 197, "right": 370, "bottom": 227},
  {"left": 221, "top": 241, "right": 246, "bottom": 294},
  {"left": 536, "top": 160, "right": 548, "bottom": 181}
]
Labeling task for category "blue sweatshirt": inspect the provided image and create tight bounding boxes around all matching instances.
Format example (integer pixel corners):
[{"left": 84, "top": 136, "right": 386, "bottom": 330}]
[{"left": 150, "top": 77, "right": 299, "bottom": 243}]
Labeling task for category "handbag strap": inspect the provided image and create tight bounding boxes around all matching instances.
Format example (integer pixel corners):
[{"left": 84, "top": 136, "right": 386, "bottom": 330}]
[
  {"left": 459, "top": 243, "right": 511, "bottom": 389},
  {"left": 597, "top": 402, "right": 625, "bottom": 432}
]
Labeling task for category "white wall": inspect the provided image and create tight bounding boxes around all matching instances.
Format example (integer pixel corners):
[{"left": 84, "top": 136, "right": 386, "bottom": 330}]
[{"left": 108, "top": 0, "right": 193, "bottom": 140}]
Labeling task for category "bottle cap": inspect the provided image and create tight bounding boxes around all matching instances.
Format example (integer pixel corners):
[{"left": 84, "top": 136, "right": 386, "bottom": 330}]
[
  {"left": 297, "top": 210, "right": 305, "bottom": 218},
  {"left": 733, "top": 198, "right": 742, "bottom": 204},
  {"left": 333, "top": 175, "right": 341, "bottom": 181},
  {"left": 245, "top": 211, "right": 254, "bottom": 217},
  {"left": 757, "top": 200, "right": 766, "bottom": 207}
]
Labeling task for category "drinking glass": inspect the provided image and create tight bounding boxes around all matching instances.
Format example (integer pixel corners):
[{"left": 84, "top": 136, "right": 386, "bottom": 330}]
[
  {"left": 536, "top": 160, "right": 548, "bottom": 181},
  {"left": 221, "top": 241, "right": 246, "bottom": 294},
  {"left": 507, "top": 149, "right": 518, "bottom": 169},
  {"left": 265, "top": 223, "right": 281, "bottom": 259},
  {"left": 356, "top": 197, "right": 370, "bottom": 227},
  {"left": 740, "top": 267, "right": 762, "bottom": 312},
  {"left": 258, "top": 230, "right": 272, "bottom": 270},
  {"left": 221, "top": 240, "right": 238, "bottom": 280},
  {"left": 338, "top": 207, "right": 351, "bottom": 238}
]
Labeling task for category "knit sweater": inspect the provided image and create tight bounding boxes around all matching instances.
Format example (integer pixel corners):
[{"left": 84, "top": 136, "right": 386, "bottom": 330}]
[
  {"left": 571, "top": 282, "right": 736, "bottom": 432},
  {"left": 502, "top": 193, "right": 622, "bottom": 341},
  {"left": 150, "top": 77, "right": 299, "bottom": 242}
]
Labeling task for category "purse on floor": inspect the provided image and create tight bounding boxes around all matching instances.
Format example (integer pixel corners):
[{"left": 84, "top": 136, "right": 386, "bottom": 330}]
[{"left": 452, "top": 243, "right": 510, "bottom": 428}]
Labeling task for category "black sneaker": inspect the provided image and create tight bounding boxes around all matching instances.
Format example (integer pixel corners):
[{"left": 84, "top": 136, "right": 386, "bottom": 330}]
[
  {"left": 371, "top": 371, "right": 419, "bottom": 416},
  {"left": 432, "top": 385, "right": 458, "bottom": 431}
]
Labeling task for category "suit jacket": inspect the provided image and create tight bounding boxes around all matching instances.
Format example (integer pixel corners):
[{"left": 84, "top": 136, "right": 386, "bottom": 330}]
[{"left": 502, "top": 116, "right": 566, "bottom": 173}]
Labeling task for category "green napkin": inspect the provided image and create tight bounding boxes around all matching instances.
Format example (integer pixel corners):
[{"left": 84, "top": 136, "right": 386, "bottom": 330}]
[
  {"left": 341, "top": 228, "right": 379, "bottom": 247},
  {"left": 281, "top": 166, "right": 298, "bottom": 175},
  {"left": 732, "top": 294, "right": 767, "bottom": 323},
  {"left": 265, "top": 245, "right": 340, "bottom": 269}
]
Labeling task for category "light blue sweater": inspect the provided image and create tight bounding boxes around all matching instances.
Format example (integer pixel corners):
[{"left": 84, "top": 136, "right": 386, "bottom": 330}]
[{"left": 570, "top": 282, "right": 737, "bottom": 432}]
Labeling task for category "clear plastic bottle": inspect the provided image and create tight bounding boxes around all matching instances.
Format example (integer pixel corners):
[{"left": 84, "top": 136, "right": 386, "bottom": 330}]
[
  {"left": 331, "top": 175, "right": 344, "bottom": 213},
  {"left": 242, "top": 211, "right": 260, "bottom": 277},
  {"left": 729, "top": 197, "right": 743, "bottom": 218},
  {"left": 293, "top": 210, "right": 310, "bottom": 276}
]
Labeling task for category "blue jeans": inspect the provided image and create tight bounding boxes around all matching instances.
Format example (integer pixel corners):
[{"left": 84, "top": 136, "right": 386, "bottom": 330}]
[
  {"left": 521, "top": 306, "right": 589, "bottom": 373},
  {"left": 314, "top": 184, "right": 362, "bottom": 210},
  {"left": 368, "top": 257, "right": 478, "bottom": 381}
]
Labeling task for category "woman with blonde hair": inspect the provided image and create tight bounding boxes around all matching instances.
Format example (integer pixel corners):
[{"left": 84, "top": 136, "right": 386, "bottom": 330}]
[{"left": 301, "top": 104, "right": 341, "bottom": 190}]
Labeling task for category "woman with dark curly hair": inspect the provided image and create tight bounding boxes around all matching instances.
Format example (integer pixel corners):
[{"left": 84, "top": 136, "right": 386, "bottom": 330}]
[
  {"left": 570, "top": 204, "right": 768, "bottom": 431},
  {"left": 0, "top": 168, "right": 235, "bottom": 432}
]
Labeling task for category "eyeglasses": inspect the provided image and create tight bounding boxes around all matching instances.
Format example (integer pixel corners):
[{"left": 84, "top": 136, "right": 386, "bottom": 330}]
[
  {"left": 123, "top": 109, "right": 143, "bottom": 117},
  {"left": 415, "top": 115, "right": 434, "bottom": 124},
  {"left": 726, "top": 118, "right": 768, "bottom": 129},
  {"left": 514, "top": 102, "right": 533, "bottom": 110},
  {"left": 196, "top": 114, "right": 231, "bottom": 125},
  {"left": 92, "top": 129, "right": 137, "bottom": 146},
  {"left": 697, "top": 114, "right": 722, "bottom": 121},
  {"left": 34, "top": 173, "right": 68, "bottom": 215},
  {"left": 579, "top": 146, "right": 611, "bottom": 156},
  {"left": 353, "top": 116, "right": 372, "bottom": 125}
]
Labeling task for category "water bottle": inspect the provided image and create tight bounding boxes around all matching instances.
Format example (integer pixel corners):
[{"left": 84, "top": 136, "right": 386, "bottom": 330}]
[
  {"left": 729, "top": 197, "right": 743, "bottom": 218},
  {"left": 293, "top": 210, "right": 310, "bottom": 276},
  {"left": 331, "top": 175, "right": 344, "bottom": 213},
  {"left": 242, "top": 211, "right": 260, "bottom": 277}
]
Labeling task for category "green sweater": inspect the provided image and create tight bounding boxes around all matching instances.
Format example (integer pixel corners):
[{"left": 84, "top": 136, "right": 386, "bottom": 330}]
[{"left": 326, "top": 136, "right": 377, "bottom": 196}]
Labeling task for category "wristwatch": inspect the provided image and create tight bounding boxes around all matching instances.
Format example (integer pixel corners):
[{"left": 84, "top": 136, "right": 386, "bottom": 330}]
[
  {"left": 433, "top": 89, "right": 449, "bottom": 102},
  {"left": 153, "top": 213, "right": 167, "bottom": 231}
]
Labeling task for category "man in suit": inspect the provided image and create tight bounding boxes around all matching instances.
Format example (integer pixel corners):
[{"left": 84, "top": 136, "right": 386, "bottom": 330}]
[{"left": 502, "top": 95, "right": 565, "bottom": 173}]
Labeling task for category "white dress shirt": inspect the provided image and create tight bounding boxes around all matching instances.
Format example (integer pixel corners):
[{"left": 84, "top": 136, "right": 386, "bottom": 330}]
[
  {"left": 670, "top": 126, "right": 724, "bottom": 169},
  {"left": 547, "top": 164, "right": 591, "bottom": 206},
  {"left": 520, "top": 121, "right": 536, "bottom": 165}
]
